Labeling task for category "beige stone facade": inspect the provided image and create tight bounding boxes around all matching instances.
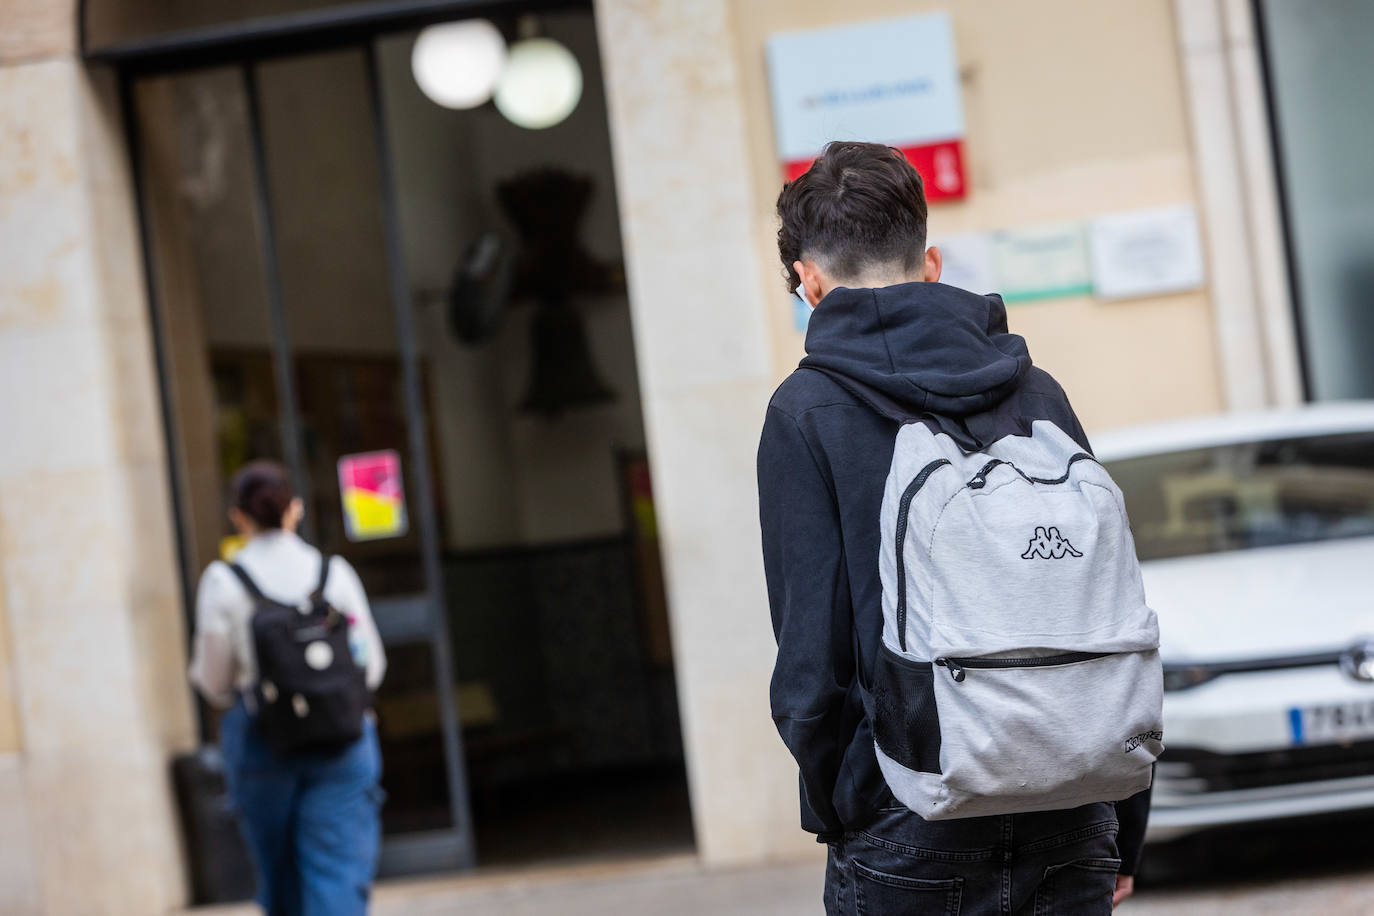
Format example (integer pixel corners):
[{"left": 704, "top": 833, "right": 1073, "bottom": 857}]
[
  {"left": 0, "top": 6, "right": 196, "bottom": 912},
  {"left": 0, "top": 0, "right": 1298, "bottom": 909},
  {"left": 733, "top": 0, "right": 1229, "bottom": 431}
]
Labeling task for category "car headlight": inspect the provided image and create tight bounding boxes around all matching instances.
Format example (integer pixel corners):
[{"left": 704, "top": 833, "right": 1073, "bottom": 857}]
[{"left": 1162, "top": 664, "right": 1216, "bottom": 692}]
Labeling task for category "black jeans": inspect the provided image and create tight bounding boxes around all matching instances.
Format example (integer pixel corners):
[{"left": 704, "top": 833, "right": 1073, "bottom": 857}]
[{"left": 823, "top": 802, "right": 1120, "bottom": 916}]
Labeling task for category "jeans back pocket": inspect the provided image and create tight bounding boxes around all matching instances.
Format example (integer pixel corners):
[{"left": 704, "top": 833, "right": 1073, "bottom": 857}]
[
  {"left": 853, "top": 860, "right": 962, "bottom": 916},
  {"left": 1032, "top": 856, "right": 1120, "bottom": 916}
]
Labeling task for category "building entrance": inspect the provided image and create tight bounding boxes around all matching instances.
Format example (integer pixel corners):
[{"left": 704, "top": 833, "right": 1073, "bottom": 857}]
[{"left": 114, "top": 2, "right": 692, "bottom": 879}]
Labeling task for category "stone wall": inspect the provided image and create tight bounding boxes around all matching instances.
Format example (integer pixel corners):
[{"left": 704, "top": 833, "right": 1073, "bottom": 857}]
[
  {"left": 0, "top": 1, "right": 196, "bottom": 911},
  {"left": 732, "top": 0, "right": 1231, "bottom": 433}
]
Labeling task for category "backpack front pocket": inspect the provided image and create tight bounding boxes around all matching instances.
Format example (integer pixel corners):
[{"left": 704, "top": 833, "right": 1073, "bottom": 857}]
[{"left": 925, "top": 649, "right": 1163, "bottom": 820}]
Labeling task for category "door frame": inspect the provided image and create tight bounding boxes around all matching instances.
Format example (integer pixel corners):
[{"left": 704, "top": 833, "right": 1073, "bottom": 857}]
[{"left": 94, "top": 0, "right": 586, "bottom": 876}]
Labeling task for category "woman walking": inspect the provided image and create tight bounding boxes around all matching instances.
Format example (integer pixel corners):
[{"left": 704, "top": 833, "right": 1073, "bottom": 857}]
[{"left": 189, "top": 461, "right": 387, "bottom": 915}]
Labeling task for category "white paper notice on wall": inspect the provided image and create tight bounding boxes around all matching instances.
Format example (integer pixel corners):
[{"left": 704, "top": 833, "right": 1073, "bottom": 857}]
[
  {"left": 933, "top": 233, "right": 997, "bottom": 295},
  {"left": 993, "top": 223, "right": 1093, "bottom": 303},
  {"left": 1089, "top": 204, "right": 1205, "bottom": 300}
]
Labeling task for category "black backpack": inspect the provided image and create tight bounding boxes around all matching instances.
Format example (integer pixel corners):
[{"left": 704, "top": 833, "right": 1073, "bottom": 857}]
[{"left": 229, "top": 557, "right": 368, "bottom": 755}]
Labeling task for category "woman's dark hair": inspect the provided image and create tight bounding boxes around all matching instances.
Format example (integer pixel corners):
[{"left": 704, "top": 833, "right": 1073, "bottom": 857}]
[
  {"left": 776, "top": 141, "right": 928, "bottom": 293},
  {"left": 232, "top": 460, "right": 294, "bottom": 530}
]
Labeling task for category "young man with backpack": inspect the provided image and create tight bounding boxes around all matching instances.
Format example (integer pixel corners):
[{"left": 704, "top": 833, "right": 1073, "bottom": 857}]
[{"left": 758, "top": 141, "right": 1161, "bottom": 914}]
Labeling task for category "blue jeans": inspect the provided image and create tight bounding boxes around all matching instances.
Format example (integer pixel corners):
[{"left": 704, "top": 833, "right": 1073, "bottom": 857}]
[
  {"left": 221, "top": 702, "right": 384, "bottom": 916},
  {"left": 824, "top": 802, "right": 1120, "bottom": 915}
]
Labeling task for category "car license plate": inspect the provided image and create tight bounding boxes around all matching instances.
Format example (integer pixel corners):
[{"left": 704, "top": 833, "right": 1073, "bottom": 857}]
[{"left": 1289, "top": 701, "right": 1374, "bottom": 746}]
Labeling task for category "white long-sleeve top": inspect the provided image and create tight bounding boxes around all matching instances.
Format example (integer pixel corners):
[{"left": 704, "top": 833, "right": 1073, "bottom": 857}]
[{"left": 188, "top": 530, "right": 387, "bottom": 709}]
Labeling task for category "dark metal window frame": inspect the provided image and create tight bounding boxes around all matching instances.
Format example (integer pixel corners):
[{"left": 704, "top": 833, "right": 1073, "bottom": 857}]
[
  {"left": 89, "top": 0, "right": 588, "bottom": 876},
  {"left": 82, "top": 0, "right": 587, "bottom": 73},
  {"left": 1250, "top": 0, "right": 1315, "bottom": 402}
]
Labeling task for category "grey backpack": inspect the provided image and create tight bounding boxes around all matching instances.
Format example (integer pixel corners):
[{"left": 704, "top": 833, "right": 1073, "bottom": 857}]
[{"left": 872, "top": 418, "right": 1164, "bottom": 820}]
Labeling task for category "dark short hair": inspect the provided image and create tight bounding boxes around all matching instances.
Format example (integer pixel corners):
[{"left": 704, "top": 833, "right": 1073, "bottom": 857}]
[
  {"left": 776, "top": 141, "right": 928, "bottom": 293},
  {"left": 232, "top": 460, "right": 294, "bottom": 530}
]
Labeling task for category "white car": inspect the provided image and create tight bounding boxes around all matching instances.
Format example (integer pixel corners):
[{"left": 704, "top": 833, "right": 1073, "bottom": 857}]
[{"left": 1095, "top": 403, "right": 1374, "bottom": 843}]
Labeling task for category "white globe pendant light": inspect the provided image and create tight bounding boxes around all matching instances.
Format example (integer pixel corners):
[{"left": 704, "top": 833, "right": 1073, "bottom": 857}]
[
  {"left": 411, "top": 19, "right": 507, "bottom": 110},
  {"left": 494, "top": 37, "right": 583, "bottom": 129}
]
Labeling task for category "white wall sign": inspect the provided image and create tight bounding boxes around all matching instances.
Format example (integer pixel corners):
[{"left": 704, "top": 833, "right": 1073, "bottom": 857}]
[
  {"left": 933, "top": 232, "right": 997, "bottom": 295},
  {"left": 993, "top": 223, "right": 1093, "bottom": 303},
  {"left": 766, "top": 12, "right": 967, "bottom": 199},
  {"left": 1089, "top": 204, "right": 1206, "bottom": 300}
]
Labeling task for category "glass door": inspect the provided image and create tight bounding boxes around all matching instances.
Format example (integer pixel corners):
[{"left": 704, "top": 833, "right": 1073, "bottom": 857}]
[
  {"left": 130, "top": 49, "right": 475, "bottom": 875},
  {"left": 126, "top": 3, "right": 693, "bottom": 878},
  {"left": 366, "top": 10, "right": 694, "bottom": 865}
]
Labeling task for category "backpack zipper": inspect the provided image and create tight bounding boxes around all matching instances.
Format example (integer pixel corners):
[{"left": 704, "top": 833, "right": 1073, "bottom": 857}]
[
  {"left": 894, "top": 458, "right": 953, "bottom": 651},
  {"left": 934, "top": 651, "right": 1111, "bottom": 682},
  {"left": 967, "top": 453, "right": 1096, "bottom": 490}
]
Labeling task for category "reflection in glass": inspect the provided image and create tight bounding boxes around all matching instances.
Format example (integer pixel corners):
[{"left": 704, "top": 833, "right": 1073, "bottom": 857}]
[
  {"left": 1108, "top": 433, "right": 1374, "bottom": 562},
  {"left": 376, "top": 12, "right": 693, "bottom": 864},
  {"left": 254, "top": 48, "right": 454, "bottom": 835},
  {"left": 135, "top": 68, "right": 282, "bottom": 579},
  {"left": 1260, "top": 0, "right": 1374, "bottom": 399}
]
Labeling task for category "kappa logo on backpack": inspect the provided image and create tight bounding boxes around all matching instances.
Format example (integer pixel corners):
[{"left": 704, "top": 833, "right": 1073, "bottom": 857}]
[
  {"left": 1021, "top": 526, "right": 1082, "bottom": 560},
  {"left": 230, "top": 557, "right": 368, "bottom": 755},
  {"left": 870, "top": 420, "right": 1164, "bottom": 821}
]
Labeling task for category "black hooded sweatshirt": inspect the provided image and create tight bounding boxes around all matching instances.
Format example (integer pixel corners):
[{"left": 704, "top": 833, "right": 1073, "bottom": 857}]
[{"left": 757, "top": 281, "right": 1151, "bottom": 874}]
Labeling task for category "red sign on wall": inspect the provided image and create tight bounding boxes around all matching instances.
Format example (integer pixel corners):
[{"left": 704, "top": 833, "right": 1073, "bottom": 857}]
[
  {"left": 768, "top": 13, "right": 968, "bottom": 201},
  {"left": 784, "top": 139, "right": 966, "bottom": 202}
]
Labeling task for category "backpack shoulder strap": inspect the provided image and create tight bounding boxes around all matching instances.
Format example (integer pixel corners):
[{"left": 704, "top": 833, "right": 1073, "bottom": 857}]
[
  {"left": 312, "top": 554, "right": 333, "bottom": 600},
  {"left": 228, "top": 562, "right": 267, "bottom": 603}
]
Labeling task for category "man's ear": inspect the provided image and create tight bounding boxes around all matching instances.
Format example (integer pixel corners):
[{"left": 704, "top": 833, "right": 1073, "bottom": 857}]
[
  {"left": 922, "top": 246, "right": 943, "bottom": 283},
  {"left": 794, "top": 259, "right": 826, "bottom": 307}
]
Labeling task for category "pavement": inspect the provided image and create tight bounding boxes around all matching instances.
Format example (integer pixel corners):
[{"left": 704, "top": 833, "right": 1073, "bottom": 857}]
[{"left": 185, "top": 848, "right": 1374, "bottom": 915}]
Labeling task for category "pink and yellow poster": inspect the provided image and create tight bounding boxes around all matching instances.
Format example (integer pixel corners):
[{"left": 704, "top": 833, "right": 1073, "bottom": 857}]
[{"left": 338, "top": 450, "right": 408, "bottom": 541}]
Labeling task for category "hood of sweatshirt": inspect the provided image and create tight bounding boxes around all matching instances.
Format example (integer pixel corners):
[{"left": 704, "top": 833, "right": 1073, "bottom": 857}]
[{"left": 798, "top": 281, "right": 1032, "bottom": 419}]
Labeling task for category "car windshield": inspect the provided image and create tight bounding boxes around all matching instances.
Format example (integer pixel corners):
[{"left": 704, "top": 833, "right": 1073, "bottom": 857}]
[{"left": 1105, "top": 431, "right": 1374, "bottom": 561}]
